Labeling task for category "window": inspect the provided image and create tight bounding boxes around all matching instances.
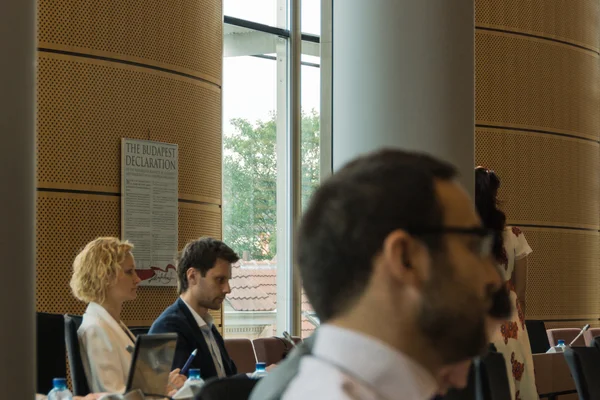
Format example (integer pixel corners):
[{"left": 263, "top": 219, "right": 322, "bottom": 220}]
[
  {"left": 224, "top": 0, "right": 281, "bottom": 28},
  {"left": 222, "top": 0, "right": 326, "bottom": 340}
]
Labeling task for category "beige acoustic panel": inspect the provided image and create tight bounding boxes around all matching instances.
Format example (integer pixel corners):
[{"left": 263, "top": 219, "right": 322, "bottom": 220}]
[
  {"left": 36, "top": 192, "right": 119, "bottom": 316},
  {"left": 476, "top": 0, "right": 600, "bottom": 52},
  {"left": 178, "top": 202, "right": 222, "bottom": 247},
  {"left": 37, "top": 53, "right": 221, "bottom": 204},
  {"left": 38, "top": 0, "right": 222, "bottom": 85},
  {"left": 122, "top": 202, "right": 223, "bottom": 327},
  {"left": 519, "top": 228, "right": 600, "bottom": 321},
  {"left": 475, "top": 129, "right": 600, "bottom": 229},
  {"left": 544, "top": 320, "right": 600, "bottom": 330},
  {"left": 475, "top": 30, "right": 600, "bottom": 141}
]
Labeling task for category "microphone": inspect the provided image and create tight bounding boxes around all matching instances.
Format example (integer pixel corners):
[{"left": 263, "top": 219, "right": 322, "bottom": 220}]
[
  {"left": 282, "top": 331, "right": 296, "bottom": 348},
  {"left": 569, "top": 324, "right": 590, "bottom": 346}
]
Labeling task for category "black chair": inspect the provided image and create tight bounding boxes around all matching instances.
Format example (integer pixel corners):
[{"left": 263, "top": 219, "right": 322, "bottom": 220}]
[
  {"left": 478, "top": 351, "right": 511, "bottom": 400},
  {"left": 590, "top": 336, "right": 600, "bottom": 351},
  {"left": 563, "top": 346, "right": 600, "bottom": 400},
  {"left": 37, "top": 312, "right": 68, "bottom": 394},
  {"left": 196, "top": 376, "right": 258, "bottom": 400},
  {"left": 525, "top": 319, "right": 551, "bottom": 354},
  {"left": 64, "top": 314, "right": 90, "bottom": 396},
  {"left": 129, "top": 326, "right": 150, "bottom": 337}
]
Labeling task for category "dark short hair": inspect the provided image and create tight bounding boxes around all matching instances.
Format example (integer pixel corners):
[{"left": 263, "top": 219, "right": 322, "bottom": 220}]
[
  {"left": 297, "top": 149, "right": 457, "bottom": 321},
  {"left": 177, "top": 237, "right": 239, "bottom": 294}
]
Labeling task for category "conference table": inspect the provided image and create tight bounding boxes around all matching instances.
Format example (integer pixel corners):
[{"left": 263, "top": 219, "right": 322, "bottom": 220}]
[{"left": 533, "top": 353, "right": 577, "bottom": 399}]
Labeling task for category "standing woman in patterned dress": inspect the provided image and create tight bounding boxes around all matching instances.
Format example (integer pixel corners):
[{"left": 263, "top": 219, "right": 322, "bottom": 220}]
[{"left": 475, "top": 167, "right": 538, "bottom": 400}]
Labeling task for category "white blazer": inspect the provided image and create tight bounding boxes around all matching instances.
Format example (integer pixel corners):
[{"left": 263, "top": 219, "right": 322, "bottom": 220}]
[{"left": 78, "top": 302, "right": 135, "bottom": 394}]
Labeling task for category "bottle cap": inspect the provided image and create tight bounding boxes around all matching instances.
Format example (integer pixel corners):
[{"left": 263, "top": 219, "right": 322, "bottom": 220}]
[{"left": 52, "top": 378, "right": 67, "bottom": 389}]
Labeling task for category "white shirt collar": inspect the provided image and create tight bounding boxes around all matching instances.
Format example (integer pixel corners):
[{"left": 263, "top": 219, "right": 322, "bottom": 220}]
[
  {"left": 313, "top": 324, "right": 438, "bottom": 400},
  {"left": 180, "top": 296, "right": 213, "bottom": 329}
]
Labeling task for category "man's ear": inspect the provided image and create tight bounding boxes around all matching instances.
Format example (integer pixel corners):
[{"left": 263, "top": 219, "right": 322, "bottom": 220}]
[
  {"left": 186, "top": 267, "right": 197, "bottom": 286},
  {"left": 381, "top": 230, "right": 430, "bottom": 285},
  {"left": 381, "top": 230, "right": 412, "bottom": 281}
]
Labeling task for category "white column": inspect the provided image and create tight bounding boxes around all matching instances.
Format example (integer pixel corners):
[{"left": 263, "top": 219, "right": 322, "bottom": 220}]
[
  {"left": 332, "top": 0, "right": 475, "bottom": 194},
  {"left": 0, "top": 0, "right": 35, "bottom": 397}
]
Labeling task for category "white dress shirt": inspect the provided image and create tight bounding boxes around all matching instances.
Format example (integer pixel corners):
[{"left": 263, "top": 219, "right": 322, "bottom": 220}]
[
  {"left": 78, "top": 302, "right": 136, "bottom": 394},
  {"left": 180, "top": 298, "right": 226, "bottom": 378},
  {"left": 282, "top": 324, "right": 437, "bottom": 400}
]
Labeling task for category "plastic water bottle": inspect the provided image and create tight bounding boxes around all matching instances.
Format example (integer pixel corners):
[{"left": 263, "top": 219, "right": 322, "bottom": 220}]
[
  {"left": 252, "top": 362, "right": 268, "bottom": 379},
  {"left": 185, "top": 369, "right": 204, "bottom": 388},
  {"left": 557, "top": 340, "right": 567, "bottom": 351},
  {"left": 47, "top": 378, "right": 72, "bottom": 400},
  {"left": 172, "top": 369, "right": 204, "bottom": 399}
]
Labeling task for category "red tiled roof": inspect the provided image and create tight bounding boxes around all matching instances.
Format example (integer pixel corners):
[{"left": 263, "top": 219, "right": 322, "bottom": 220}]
[{"left": 227, "top": 260, "right": 316, "bottom": 335}]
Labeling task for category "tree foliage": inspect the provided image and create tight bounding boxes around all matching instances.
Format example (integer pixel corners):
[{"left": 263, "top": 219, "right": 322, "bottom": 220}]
[{"left": 223, "top": 110, "right": 320, "bottom": 260}]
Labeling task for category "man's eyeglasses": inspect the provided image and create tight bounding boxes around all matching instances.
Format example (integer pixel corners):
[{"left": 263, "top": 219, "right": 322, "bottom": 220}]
[{"left": 409, "top": 227, "right": 496, "bottom": 258}]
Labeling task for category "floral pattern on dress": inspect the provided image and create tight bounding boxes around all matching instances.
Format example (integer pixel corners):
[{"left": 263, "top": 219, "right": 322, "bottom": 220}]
[
  {"left": 492, "top": 227, "right": 537, "bottom": 399},
  {"left": 501, "top": 321, "right": 519, "bottom": 345},
  {"left": 511, "top": 352, "right": 525, "bottom": 381}
]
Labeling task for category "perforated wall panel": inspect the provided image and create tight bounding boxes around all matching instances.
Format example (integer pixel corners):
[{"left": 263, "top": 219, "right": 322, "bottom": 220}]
[
  {"left": 519, "top": 228, "right": 600, "bottom": 320},
  {"left": 545, "top": 320, "right": 600, "bottom": 330},
  {"left": 37, "top": 53, "right": 222, "bottom": 204},
  {"left": 475, "top": 129, "right": 600, "bottom": 229},
  {"left": 38, "top": 0, "right": 222, "bottom": 84},
  {"left": 36, "top": 192, "right": 119, "bottom": 316},
  {"left": 476, "top": 30, "right": 599, "bottom": 141},
  {"left": 475, "top": 0, "right": 600, "bottom": 328},
  {"left": 476, "top": 0, "right": 600, "bottom": 52}
]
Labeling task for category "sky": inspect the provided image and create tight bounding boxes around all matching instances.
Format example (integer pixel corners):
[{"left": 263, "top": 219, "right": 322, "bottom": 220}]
[{"left": 223, "top": 0, "right": 321, "bottom": 136}]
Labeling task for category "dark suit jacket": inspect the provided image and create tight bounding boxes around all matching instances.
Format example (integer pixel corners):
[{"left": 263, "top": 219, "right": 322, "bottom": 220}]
[{"left": 149, "top": 298, "right": 237, "bottom": 380}]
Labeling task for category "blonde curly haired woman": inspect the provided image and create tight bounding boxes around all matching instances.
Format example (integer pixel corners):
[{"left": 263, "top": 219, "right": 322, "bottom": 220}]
[{"left": 70, "top": 237, "right": 185, "bottom": 395}]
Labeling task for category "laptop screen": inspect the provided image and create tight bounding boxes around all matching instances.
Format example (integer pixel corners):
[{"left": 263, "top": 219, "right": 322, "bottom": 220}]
[{"left": 126, "top": 333, "right": 177, "bottom": 396}]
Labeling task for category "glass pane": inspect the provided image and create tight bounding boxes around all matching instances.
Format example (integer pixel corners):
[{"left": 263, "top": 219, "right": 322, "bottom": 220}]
[
  {"left": 302, "top": 0, "right": 321, "bottom": 35},
  {"left": 300, "top": 58, "right": 320, "bottom": 339},
  {"left": 224, "top": 0, "right": 282, "bottom": 28},
  {"left": 222, "top": 29, "right": 281, "bottom": 339}
]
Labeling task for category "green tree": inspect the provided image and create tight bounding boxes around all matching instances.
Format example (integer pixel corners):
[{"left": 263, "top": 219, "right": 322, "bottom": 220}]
[{"left": 223, "top": 109, "right": 320, "bottom": 260}]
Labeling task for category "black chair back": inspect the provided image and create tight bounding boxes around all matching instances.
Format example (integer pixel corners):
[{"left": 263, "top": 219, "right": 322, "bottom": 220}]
[
  {"left": 525, "top": 319, "right": 551, "bottom": 354},
  {"left": 129, "top": 326, "right": 150, "bottom": 337},
  {"left": 590, "top": 336, "right": 600, "bottom": 351},
  {"left": 479, "top": 351, "right": 511, "bottom": 400},
  {"left": 37, "top": 312, "right": 68, "bottom": 394},
  {"left": 64, "top": 314, "right": 90, "bottom": 396},
  {"left": 196, "top": 376, "right": 258, "bottom": 400},
  {"left": 563, "top": 346, "right": 600, "bottom": 400}
]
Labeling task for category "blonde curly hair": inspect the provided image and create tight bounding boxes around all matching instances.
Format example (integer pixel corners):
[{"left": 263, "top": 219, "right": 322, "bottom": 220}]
[{"left": 70, "top": 237, "right": 134, "bottom": 304}]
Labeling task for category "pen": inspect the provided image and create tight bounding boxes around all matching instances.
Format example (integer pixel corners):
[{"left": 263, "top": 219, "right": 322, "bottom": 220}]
[{"left": 180, "top": 348, "right": 198, "bottom": 375}]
